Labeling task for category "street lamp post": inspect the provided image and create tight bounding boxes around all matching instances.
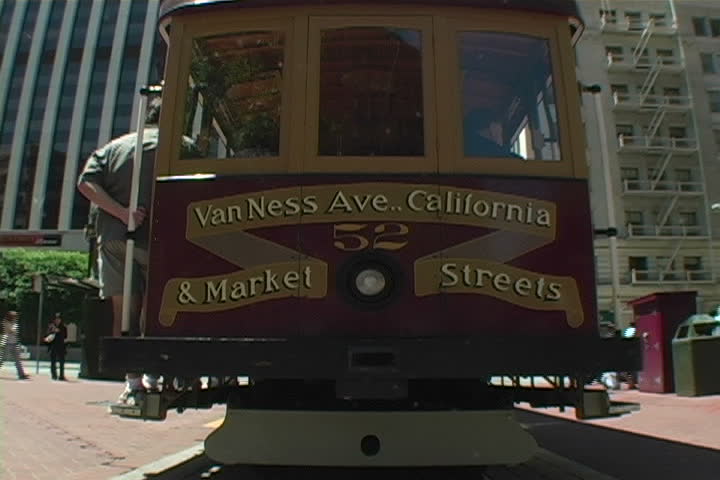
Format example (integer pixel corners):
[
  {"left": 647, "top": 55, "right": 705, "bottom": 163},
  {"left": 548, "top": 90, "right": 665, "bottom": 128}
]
[
  {"left": 32, "top": 274, "right": 45, "bottom": 374},
  {"left": 583, "top": 85, "right": 623, "bottom": 329}
]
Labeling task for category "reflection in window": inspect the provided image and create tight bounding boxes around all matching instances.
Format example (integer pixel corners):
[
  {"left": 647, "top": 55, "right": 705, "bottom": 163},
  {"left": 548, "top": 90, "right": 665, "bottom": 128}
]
[
  {"left": 459, "top": 32, "right": 561, "bottom": 161},
  {"left": 318, "top": 27, "right": 424, "bottom": 156},
  {"left": 183, "top": 31, "right": 284, "bottom": 159}
]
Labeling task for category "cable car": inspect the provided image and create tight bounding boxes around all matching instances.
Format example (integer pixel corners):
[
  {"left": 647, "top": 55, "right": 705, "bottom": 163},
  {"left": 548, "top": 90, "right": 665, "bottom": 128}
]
[{"left": 102, "top": 0, "right": 641, "bottom": 467}]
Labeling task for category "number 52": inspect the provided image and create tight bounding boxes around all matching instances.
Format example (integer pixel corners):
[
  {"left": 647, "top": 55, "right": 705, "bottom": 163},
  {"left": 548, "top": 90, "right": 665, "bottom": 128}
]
[{"left": 333, "top": 223, "right": 410, "bottom": 251}]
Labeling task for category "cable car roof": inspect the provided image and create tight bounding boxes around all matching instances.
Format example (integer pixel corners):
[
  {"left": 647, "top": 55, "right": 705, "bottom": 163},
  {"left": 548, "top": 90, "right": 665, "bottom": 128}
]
[{"left": 159, "top": 0, "right": 583, "bottom": 34}]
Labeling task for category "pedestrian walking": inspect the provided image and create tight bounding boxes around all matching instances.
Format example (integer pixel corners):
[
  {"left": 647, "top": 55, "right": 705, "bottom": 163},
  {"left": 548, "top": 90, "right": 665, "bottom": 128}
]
[
  {"left": 0, "top": 311, "right": 30, "bottom": 380},
  {"left": 45, "top": 312, "right": 67, "bottom": 380}
]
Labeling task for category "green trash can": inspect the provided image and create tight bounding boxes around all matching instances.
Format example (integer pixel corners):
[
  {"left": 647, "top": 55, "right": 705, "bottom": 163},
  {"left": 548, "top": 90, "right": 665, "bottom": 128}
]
[{"left": 672, "top": 314, "right": 720, "bottom": 396}]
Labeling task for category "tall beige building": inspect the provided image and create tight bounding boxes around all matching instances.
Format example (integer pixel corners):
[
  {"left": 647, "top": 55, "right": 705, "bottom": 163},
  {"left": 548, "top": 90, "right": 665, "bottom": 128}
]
[{"left": 575, "top": 0, "right": 720, "bottom": 326}]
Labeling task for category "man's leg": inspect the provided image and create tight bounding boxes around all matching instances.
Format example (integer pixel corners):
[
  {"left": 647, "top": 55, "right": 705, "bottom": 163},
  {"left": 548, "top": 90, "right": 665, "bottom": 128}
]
[
  {"left": 50, "top": 350, "right": 58, "bottom": 379},
  {"left": 59, "top": 351, "right": 66, "bottom": 380}
]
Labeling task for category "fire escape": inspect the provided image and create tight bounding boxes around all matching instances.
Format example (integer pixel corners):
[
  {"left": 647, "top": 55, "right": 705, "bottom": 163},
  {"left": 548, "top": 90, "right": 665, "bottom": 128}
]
[{"left": 601, "top": 1, "right": 712, "bottom": 285}]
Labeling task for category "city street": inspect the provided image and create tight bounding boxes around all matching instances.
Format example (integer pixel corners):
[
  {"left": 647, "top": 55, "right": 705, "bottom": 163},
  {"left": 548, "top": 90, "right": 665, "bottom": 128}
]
[{"left": 2, "top": 364, "right": 719, "bottom": 480}]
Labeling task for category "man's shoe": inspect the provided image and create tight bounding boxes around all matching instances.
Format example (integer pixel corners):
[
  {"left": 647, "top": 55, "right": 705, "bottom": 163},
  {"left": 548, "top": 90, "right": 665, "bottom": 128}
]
[
  {"left": 142, "top": 374, "right": 160, "bottom": 392},
  {"left": 116, "top": 382, "right": 143, "bottom": 405},
  {"left": 18, "top": 375, "right": 30, "bottom": 380}
]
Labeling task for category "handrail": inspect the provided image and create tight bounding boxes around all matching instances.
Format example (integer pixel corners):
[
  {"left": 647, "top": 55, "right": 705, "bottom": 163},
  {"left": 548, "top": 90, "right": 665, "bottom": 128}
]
[
  {"left": 631, "top": 269, "right": 713, "bottom": 283},
  {"left": 606, "top": 54, "right": 682, "bottom": 69},
  {"left": 633, "top": 18, "right": 654, "bottom": 65},
  {"left": 622, "top": 179, "right": 703, "bottom": 193},
  {"left": 627, "top": 224, "right": 706, "bottom": 238},
  {"left": 612, "top": 93, "right": 691, "bottom": 108},
  {"left": 618, "top": 135, "right": 697, "bottom": 151}
]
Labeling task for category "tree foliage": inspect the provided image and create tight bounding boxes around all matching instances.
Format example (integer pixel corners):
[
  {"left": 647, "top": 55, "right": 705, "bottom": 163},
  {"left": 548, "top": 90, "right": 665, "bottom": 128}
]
[{"left": 0, "top": 249, "right": 88, "bottom": 343}]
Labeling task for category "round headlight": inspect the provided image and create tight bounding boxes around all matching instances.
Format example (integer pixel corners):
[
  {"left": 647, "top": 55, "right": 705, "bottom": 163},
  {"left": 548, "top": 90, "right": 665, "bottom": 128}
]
[{"left": 355, "top": 268, "right": 387, "bottom": 296}]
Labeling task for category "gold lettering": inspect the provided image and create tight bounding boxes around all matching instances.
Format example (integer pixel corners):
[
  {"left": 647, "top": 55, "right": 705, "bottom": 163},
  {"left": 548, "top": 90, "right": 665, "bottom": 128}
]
[
  {"left": 407, "top": 190, "right": 424, "bottom": 212},
  {"left": 514, "top": 278, "right": 532, "bottom": 296},
  {"left": 303, "top": 266, "right": 312, "bottom": 288},
  {"left": 230, "top": 281, "right": 248, "bottom": 300},
  {"left": 546, "top": 283, "right": 562, "bottom": 301},
  {"left": 247, "top": 197, "right": 265, "bottom": 220},
  {"left": 205, "top": 279, "right": 227, "bottom": 303},
  {"left": 283, "top": 271, "right": 299, "bottom": 290},
  {"left": 372, "top": 194, "right": 389, "bottom": 212},
  {"left": 264, "top": 269, "right": 280, "bottom": 293},
  {"left": 537, "top": 209, "right": 551, "bottom": 227},
  {"left": 267, "top": 199, "right": 283, "bottom": 217},
  {"left": 440, "top": 263, "right": 458, "bottom": 287},
  {"left": 327, "top": 191, "right": 353, "bottom": 213},
  {"left": 493, "top": 273, "right": 511, "bottom": 291}
]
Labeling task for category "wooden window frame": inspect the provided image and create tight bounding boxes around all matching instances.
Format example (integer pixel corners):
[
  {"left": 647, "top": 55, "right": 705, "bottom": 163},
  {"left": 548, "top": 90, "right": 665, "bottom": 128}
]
[
  {"left": 159, "top": 8, "right": 586, "bottom": 179},
  {"left": 158, "top": 13, "right": 304, "bottom": 176},
  {"left": 304, "top": 16, "right": 437, "bottom": 174},
  {"left": 438, "top": 14, "right": 582, "bottom": 177}
]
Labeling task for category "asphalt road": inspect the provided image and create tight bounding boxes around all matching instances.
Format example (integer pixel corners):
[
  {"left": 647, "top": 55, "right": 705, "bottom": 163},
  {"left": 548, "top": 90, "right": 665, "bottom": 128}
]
[{"left": 124, "top": 410, "right": 719, "bottom": 480}]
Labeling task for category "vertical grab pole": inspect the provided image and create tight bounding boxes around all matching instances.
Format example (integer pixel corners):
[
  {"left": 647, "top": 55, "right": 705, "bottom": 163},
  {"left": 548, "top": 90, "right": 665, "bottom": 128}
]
[
  {"left": 583, "top": 85, "right": 622, "bottom": 329},
  {"left": 121, "top": 88, "right": 150, "bottom": 334}
]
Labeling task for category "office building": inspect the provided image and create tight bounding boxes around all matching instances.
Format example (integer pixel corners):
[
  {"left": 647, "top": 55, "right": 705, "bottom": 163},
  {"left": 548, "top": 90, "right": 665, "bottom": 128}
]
[
  {"left": 0, "top": 0, "right": 162, "bottom": 250},
  {"left": 576, "top": 0, "right": 720, "bottom": 325}
]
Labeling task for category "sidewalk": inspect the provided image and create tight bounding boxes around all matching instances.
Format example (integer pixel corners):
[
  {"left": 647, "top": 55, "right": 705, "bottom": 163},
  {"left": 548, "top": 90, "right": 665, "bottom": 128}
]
[
  {"left": 0, "top": 367, "right": 224, "bottom": 480},
  {"left": 2, "top": 367, "right": 718, "bottom": 480}
]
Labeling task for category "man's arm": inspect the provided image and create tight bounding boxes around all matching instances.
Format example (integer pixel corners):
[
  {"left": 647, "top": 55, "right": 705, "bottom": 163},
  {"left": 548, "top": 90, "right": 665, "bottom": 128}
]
[{"left": 77, "top": 181, "right": 146, "bottom": 227}]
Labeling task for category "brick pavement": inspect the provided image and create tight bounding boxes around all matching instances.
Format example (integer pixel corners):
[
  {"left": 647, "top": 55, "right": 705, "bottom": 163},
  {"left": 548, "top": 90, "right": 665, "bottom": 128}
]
[
  {"left": 2, "top": 369, "right": 718, "bottom": 480},
  {"left": 520, "top": 386, "right": 720, "bottom": 451},
  {"left": 0, "top": 370, "right": 223, "bottom": 480}
]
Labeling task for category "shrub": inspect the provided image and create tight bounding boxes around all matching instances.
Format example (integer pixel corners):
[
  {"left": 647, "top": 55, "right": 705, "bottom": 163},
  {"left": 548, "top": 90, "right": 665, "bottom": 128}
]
[{"left": 0, "top": 249, "right": 89, "bottom": 344}]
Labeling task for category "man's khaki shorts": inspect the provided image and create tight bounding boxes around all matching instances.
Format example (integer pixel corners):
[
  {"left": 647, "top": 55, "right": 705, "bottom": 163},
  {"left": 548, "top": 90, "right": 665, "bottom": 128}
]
[{"left": 98, "top": 240, "right": 148, "bottom": 298}]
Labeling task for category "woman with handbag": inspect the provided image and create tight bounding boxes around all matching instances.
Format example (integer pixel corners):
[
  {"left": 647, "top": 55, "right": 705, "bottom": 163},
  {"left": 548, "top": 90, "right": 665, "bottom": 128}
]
[{"left": 46, "top": 313, "right": 67, "bottom": 380}]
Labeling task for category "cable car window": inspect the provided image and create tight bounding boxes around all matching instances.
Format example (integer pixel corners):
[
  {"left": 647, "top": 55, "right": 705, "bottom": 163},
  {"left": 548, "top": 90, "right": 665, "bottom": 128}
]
[
  {"left": 318, "top": 27, "right": 424, "bottom": 157},
  {"left": 459, "top": 32, "right": 561, "bottom": 161},
  {"left": 182, "top": 31, "right": 285, "bottom": 159}
]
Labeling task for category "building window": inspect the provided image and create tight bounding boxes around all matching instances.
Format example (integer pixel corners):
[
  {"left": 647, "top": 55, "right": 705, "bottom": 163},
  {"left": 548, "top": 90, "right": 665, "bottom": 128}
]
[
  {"left": 656, "top": 49, "right": 675, "bottom": 65},
  {"left": 700, "top": 53, "right": 716, "bottom": 74},
  {"left": 650, "top": 13, "right": 667, "bottom": 27},
  {"left": 714, "top": 129, "right": 720, "bottom": 150},
  {"left": 684, "top": 256, "right": 702, "bottom": 271},
  {"left": 621, "top": 167, "right": 639, "bottom": 180},
  {"left": 663, "top": 87, "right": 682, "bottom": 105},
  {"left": 626, "top": 210, "right": 644, "bottom": 225},
  {"left": 678, "top": 211, "right": 698, "bottom": 226},
  {"left": 629, "top": 257, "right": 648, "bottom": 280},
  {"left": 711, "top": 19, "right": 720, "bottom": 37},
  {"left": 674, "top": 168, "right": 692, "bottom": 182},
  {"left": 692, "top": 17, "right": 708, "bottom": 36},
  {"left": 616, "top": 124, "right": 634, "bottom": 137},
  {"left": 625, "top": 11, "right": 643, "bottom": 31},
  {"left": 668, "top": 126, "right": 687, "bottom": 138},
  {"left": 708, "top": 91, "right": 720, "bottom": 113},
  {"left": 606, "top": 46, "right": 623, "bottom": 64},
  {"left": 600, "top": 9, "right": 617, "bottom": 24}
]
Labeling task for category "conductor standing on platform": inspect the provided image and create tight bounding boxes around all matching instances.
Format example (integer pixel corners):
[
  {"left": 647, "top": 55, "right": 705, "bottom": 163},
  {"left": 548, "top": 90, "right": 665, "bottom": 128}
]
[{"left": 77, "top": 97, "right": 161, "bottom": 401}]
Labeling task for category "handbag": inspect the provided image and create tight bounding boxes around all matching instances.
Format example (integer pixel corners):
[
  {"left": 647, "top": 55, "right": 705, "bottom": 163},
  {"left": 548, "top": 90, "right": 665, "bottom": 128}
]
[{"left": 44, "top": 333, "right": 56, "bottom": 343}]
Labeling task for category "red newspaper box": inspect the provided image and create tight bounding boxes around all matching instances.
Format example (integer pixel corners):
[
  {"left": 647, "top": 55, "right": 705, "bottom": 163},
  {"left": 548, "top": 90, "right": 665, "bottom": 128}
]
[{"left": 627, "top": 292, "right": 697, "bottom": 393}]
